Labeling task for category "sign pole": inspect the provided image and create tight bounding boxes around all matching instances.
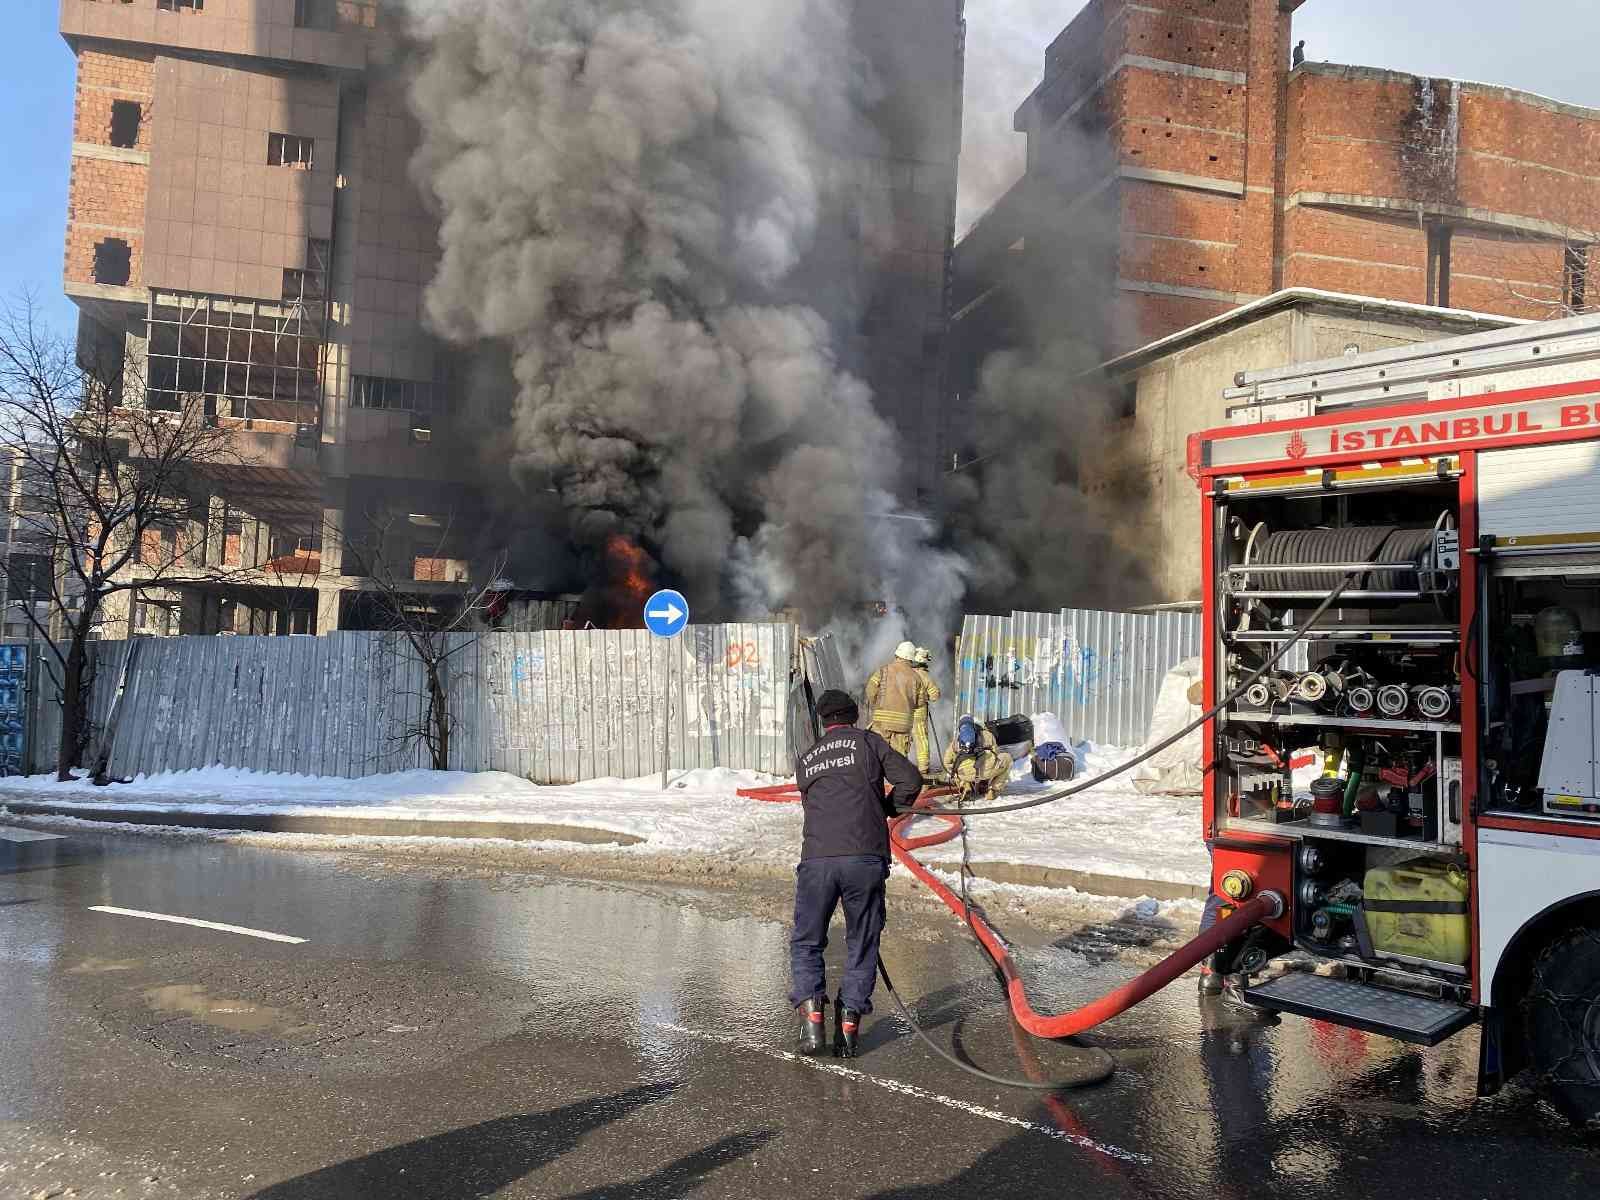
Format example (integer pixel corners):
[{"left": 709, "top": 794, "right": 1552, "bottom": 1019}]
[
  {"left": 642, "top": 588, "right": 690, "bottom": 793},
  {"left": 661, "top": 640, "right": 671, "bottom": 792}
]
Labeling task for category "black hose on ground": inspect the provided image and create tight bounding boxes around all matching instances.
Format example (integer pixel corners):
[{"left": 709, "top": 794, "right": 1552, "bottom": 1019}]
[{"left": 876, "top": 959, "right": 1115, "bottom": 1091}]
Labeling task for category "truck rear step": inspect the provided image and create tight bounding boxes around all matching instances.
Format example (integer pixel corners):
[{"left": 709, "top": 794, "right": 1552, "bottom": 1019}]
[{"left": 1243, "top": 972, "right": 1475, "bottom": 1046}]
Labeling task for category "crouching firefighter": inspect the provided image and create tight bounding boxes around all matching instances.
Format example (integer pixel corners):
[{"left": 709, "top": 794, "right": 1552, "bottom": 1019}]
[
  {"left": 790, "top": 689, "right": 923, "bottom": 1057},
  {"left": 944, "top": 715, "right": 1010, "bottom": 802}
]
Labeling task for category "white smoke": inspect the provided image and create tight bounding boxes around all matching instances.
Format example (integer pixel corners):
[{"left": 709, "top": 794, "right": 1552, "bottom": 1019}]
[
  {"left": 401, "top": 0, "right": 967, "bottom": 639},
  {"left": 957, "top": 0, "right": 1069, "bottom": 234}
]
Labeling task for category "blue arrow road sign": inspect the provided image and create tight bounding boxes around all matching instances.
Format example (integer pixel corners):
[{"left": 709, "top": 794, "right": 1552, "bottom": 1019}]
[{"left": 643, "top": 588, "right": 689, "bottom": 638}]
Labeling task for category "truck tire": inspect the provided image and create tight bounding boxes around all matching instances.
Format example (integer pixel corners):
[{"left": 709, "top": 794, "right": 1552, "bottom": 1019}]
[{"left": 1522, "top": 927, "right": 1600, "bottom": 1128}]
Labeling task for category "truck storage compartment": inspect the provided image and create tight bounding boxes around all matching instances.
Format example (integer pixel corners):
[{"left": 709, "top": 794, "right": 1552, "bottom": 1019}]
[{"left": 1363, "top": 858, "right": 1470, "bottom": 966}]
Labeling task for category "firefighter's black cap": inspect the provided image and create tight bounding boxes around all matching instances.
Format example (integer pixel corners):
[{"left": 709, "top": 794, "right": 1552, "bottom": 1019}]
[{"left": 815, "top": 690, "right": 859, "bottom": 725}]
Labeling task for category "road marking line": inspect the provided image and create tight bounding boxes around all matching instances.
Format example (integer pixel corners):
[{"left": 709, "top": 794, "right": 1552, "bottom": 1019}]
[
  {"left": 655, "top": 1021, "right": 1150, "bottom": 1165},
  {"left": 88, "top": 906, "right": 307, "bottom": 944},
  {"left": 0, "top": 828, "right": 66, "bottom": 842}
]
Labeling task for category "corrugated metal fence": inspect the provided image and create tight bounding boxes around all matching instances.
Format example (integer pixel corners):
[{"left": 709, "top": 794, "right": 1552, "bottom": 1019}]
[
  {"left": 954, "top": 608, "right": 1202, "bottom": 745},
  {"left": 30, "top": 624, "right": 807, "bottom": 783}
]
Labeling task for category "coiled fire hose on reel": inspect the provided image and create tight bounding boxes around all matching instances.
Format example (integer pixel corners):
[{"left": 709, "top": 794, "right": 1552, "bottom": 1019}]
[{"left": 745, "top": 577, "right": 1357, "bottom": 1090}]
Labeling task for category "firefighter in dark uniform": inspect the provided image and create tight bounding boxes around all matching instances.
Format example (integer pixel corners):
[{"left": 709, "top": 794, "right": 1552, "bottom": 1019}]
[{"left": 790, "top": 689, "right": 923, "bottom": 1057}]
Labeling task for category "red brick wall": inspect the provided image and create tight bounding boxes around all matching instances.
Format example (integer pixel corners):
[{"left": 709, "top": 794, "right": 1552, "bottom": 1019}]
[
  {"left": 65, "top": 159, "right": 148, "bottom": 287},
  {"left": 64, "top": 50, "right": 152, "bottom": 289},
  {"left": 1106, "top": 72, "right": 1247, "bottom": 178},
  {"left": 1450, "top": 228, "right": 1565, "bottom": 317},
  {"left": 72, "top": 48, "right": 153, "bottom": 149},
  {"left": 1121, "top": 230, "right": 1239, "bottom": 293},
  {"left": 1283, "top": 71, "right": 1453, "bottom": 200},
  {"left": 1280, "top": 206, "right": 1427, "bottom": 302},
  {"left": 1281, "top": 66, "right": 1600, "bottom": 323},
  {"left": 1235, "top": 0, "right": 1286, "bottom": 297},
  {"left": 1456, "top": 90, "right": 1600, "bottom": 230},
  {"left": 1119, "top": 3, "right": 1250, "bottom": 75},
  {"left": 1115, "top": 291, "right": 1234, "bottom": 348}
]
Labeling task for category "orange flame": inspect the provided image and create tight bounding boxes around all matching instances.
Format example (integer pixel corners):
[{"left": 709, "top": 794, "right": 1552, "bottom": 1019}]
[{"left": 596, "top": 533, "right": 657, "bottom": 627}]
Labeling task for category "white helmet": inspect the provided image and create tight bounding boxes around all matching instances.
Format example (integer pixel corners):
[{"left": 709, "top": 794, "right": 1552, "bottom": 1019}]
[
  {"left": 913, "top": 646, "right": 932, "bottom": 667},
  {"left": 893, "top": 640, "right": 918, "bottom": 662}
]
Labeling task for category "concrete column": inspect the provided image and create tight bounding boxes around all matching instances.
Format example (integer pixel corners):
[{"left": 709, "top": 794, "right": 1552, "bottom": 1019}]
[
  {"left": 205, "top": 495, "right": 227, "bottom": 568},
  {"left": 320, "top": 505, "right": 346, "bottom": 577},
  {"left": 100, "top": 591, "right": 133, "bottom": 640},
  {"left": 241, "top": 514, "right": 264, "bottom": 569},
  {"left": 315, "top": 586, "right": 343, "bottom": 636}
]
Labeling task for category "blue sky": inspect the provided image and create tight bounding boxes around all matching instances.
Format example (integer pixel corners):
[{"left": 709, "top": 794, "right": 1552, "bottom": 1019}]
[{"left": 3, "top": 6, "right": 77, "bottom": 340}]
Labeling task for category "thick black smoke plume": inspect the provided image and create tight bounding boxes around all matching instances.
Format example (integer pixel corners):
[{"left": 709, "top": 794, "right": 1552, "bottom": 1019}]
[{"left": 401, "top": 0, "right": 965, "bottom": 643}]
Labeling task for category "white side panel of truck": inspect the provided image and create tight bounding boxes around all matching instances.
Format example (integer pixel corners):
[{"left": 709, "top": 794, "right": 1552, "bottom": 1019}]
[
  {"left": 1477, "top": 826, "right": 1600, "bottom": 995},
  {"left": 1478, "top": 442, "right": 1600, "bottom": 539}
]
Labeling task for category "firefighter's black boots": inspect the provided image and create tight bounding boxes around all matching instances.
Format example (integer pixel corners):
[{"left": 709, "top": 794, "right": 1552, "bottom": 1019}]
[
  {"left": 798, "top": 998, "right": 828, "bottom": 1056},
  {"left": 834, "top": 1003, "right": 862, "bottom": 1059}
]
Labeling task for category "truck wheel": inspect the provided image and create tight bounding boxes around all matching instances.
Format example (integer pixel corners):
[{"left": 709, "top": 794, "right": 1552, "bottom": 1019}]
[{"left": 1522, "top": 928, "right": 1600, "bottom": 1128}]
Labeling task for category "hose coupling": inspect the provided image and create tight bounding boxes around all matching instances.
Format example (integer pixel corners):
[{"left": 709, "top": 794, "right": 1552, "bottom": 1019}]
[{"left": 1257, "top": 890, "right": 1286, "bottom": 921}]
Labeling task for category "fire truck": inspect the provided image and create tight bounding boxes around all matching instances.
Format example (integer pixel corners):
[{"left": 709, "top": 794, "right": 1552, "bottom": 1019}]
[{"left": 1190, "top": 311, "right": 1600, "bottom": 1124}]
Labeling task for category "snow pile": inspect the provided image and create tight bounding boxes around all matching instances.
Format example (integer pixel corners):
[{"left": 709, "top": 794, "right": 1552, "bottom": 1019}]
[
  {"left": 0, "top": 708, "right": 1208, "bottom": 888},
  {"left": 1131, "top": 658, "right": 1204, "bottom": 795}
]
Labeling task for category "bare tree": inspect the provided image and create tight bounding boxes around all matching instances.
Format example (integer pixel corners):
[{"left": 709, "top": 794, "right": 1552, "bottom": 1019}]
[
  {"left": 0, "top": 298, "right": 243, "bottom": 780},
  {"left": 342, "top": 509, "right": 508, "bottom": 771}
]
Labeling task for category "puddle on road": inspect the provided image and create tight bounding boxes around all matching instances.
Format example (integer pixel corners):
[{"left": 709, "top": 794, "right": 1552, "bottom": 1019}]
[{"left": 142, "top": 983, "right": 302, "bottom": 1034}]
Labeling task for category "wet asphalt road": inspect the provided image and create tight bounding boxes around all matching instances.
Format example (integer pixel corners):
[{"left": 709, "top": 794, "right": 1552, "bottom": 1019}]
[{"left": 2, "top": 826, "right": 1597, "bottom": 1199}]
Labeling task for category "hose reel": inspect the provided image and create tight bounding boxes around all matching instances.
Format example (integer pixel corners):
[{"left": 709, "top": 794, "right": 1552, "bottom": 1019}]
[{"left": 1230, "top": 514, "right": 1459, "bottom": 616}]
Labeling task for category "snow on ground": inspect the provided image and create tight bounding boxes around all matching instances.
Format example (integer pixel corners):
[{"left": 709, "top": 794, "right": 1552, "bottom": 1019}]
[{"left": 0, "top": 718, "right": 1210, "bottom": 888}]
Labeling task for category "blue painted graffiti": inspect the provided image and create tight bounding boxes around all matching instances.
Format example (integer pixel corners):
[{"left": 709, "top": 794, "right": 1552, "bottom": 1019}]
[
  {"left": 0, "top": 644, "right": 25, "bottom": 775},
  {"left": 508, "top": 649, "right": 546, "bottom": 699}
]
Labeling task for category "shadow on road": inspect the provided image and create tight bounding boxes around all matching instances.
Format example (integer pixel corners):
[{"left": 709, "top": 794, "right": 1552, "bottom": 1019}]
[
  {"left": 557, "top": 1129, "right": 776, "bottom": 1199},
  {"left": 245, "top": 1082, "right": 683, "bottom": 1199}
]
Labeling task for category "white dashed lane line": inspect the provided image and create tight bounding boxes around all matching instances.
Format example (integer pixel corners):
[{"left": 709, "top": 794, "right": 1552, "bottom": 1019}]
[
  {"left": 655, "top": 1021, "right": 1150, "bottom": 1165},
  {"left": 88, "top": 905, "right": 308, "bottom": 944}
]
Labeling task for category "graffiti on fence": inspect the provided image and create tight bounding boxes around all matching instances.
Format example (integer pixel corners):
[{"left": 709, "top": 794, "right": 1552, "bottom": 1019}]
[
  {"left": 955, "top": 631, "right": 1127, "bottom": 710},
  {"left": 0, "top": 645, "right": 26, "bottom": 775},
  {"left": 1059, "top": 633, "right": 1126, "bottom": 707}
]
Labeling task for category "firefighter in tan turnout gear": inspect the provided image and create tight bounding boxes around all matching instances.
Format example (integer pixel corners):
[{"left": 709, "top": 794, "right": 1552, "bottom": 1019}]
[
  {"left": 943, "top": 715, "right": 1010, "bottom": 802},
  {"left": 864, "top": 641, "right": 935, "bottom": 758},
  {"left": 910, "top": 646, "right": 941, "bottom": 776}
]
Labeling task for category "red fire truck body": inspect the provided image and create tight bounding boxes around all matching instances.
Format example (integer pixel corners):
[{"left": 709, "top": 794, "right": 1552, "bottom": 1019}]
[{"left": 1189, "top": 313, "right": 1600, "bottom": 1123}]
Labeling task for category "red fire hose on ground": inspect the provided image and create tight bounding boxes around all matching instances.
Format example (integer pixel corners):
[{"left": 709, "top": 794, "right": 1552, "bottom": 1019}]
[
  {"left": 739, "top": 778, "right": 1282, "bottom": 1079},
  {"left": 735, "top": 578, "right": 1350, "bottom": 1085},
  {"left": 886, "top": 799, "right": 1283, "bottom": 1040}
]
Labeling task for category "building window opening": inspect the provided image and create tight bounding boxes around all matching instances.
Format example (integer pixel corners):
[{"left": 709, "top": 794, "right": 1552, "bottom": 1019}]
[
  {"left": 156, "top": 0, "right": 203, "bottom": 10},
  {"left": 267, "top": 132, "right": 314, "bottom": 170},
  {"left": 93, "top": 238, "right": 132, "bottom": 286},
  {"left": 1565, "top": 244, "right": 1589, "bottom": 313},
  {"left": 108, "top": 100, "right": 142, "bottom": 149},
  {"left": 145, "top": 290, "right": 325, "bottom": 424},
  {"left": 294, "top": 0, "right": 339, "bottom": 28},
  {"left": 1115, "top": 379, "right": 1137, "bottom": 421},
  {"left": 352, "top": 374, "right": 440, "bottom": 416},
  {"left": 131, "top": 598, "right": 178, "bottom": 636}
]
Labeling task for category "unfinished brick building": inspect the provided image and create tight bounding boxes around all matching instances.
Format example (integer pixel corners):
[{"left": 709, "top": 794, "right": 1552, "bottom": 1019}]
[
  {"left": 947, "top": 0, "right": 1600, "bottom": 415},
  {"left": 57, "top": 0, "right": 962, "bottom": 634}
]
